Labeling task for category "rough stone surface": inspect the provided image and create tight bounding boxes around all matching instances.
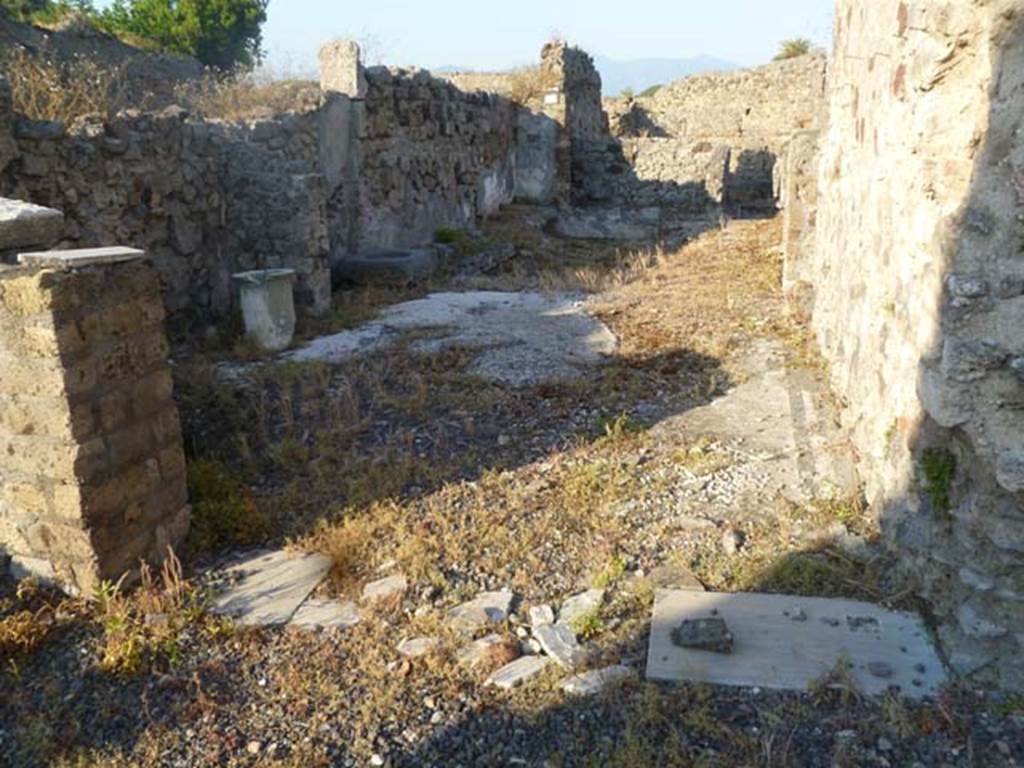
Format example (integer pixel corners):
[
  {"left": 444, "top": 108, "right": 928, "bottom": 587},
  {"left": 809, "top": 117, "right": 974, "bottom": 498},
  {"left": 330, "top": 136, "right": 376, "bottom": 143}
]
[
  {"left": 286, "top": 292, "right": 618, "bottom": 387},
  {"left": 0, "top": 258, "right": 189, "bottom": 594},
  {"left": 397, "top": 637, "right": 441, "bottom": 658},
  {"left": 800, "top": 0, "right": 1024, "bottom": 690},
  {"left": 319, "top": 40, "right": 368, "bottom": 99},
  {"left": 529, "top": 604, "right": 556, "bottom": 627},
  {"left": 211, "top": 550, "right": 331, "bottom": 626},
  {"left": 532, "top": 621, "right": 585, "bottom": 668},
  {"left": 485, "top": 655, "right": 552, "bottom": 690},
  {"left": 671, "top": 617, "right": 734, "bottom": 653},
  {"left": 0, "top": 197, "right": 63, "bottom": 254},
  {"left": 456, "top": 633, "right": 507, "bottom": 668}
]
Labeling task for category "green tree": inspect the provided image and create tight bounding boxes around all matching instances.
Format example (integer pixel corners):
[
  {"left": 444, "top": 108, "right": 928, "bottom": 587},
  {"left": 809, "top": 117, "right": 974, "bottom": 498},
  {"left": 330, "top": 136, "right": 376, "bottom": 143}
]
[
  {"left": 101, "top": 0, "right": 268, "bottom": 70},
  {"left": 774, "top": 38, "right": 813, "bottom": 61}
]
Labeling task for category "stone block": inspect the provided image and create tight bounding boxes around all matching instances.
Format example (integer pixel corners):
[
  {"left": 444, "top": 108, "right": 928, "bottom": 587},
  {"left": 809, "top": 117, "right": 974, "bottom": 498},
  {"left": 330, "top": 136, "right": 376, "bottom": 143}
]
[
  {"left": 18, "top": 246, "right": 144, "bottom": 270},
  {"left": 0, "top": 198, "right": 63, "bottom": 251},
  {"left": 319, "top": 40, "right": 368, "bottom": 99}
]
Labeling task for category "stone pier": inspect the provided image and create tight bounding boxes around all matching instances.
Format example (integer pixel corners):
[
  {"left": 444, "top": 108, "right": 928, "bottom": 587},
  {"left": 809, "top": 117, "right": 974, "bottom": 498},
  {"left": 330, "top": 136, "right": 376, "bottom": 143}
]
[{"left": 0, "top": 246, "right": 189, "bottom": 594}]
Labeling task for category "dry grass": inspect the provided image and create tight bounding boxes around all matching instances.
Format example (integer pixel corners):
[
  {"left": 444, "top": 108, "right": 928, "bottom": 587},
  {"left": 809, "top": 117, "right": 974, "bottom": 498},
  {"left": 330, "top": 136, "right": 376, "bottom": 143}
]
[
  {"left": 173, "top": 71, "right": 321, "bottom": 121},
  {"left": 1, "top": 46, "right": 131, "bottom": 122}
]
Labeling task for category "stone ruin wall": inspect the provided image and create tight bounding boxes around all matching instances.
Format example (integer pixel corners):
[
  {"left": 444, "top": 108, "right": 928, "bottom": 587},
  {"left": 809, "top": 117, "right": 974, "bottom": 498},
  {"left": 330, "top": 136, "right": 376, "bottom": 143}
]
[
  {"left": 0, "top": 251, "right": 189, "bottom": 595},
  {"left": 353, "top": 66, "right": 519, "bottom": 250},
  {"left": 0, "top": 104, "right": 332, "bottom": 336},
  {"left": 604, "top": 55, "right": 828, "bottom": 207},
  {"left": 797, "top": 0, "right": 1024, "bottom": 688}
]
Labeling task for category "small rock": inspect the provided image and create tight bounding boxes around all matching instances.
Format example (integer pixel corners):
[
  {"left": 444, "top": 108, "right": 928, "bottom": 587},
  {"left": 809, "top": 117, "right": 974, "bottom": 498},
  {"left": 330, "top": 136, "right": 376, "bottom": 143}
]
[
  {"left": 995, "top": 741, "right": 1011, "bottom": 756},
  {"left": 878, "top": 737, "right": 893, "bottom": 752},
  {"left": 559, "top": 589, "right": 605, "bottom": 625},
  {"left": 362, "top": 574, "right": 408, "bottom": 603},
  {"left": 447, "top": 590, "right": 514, "bottom": 632},
  {"left": 529, "top": 604, "right": 556, "bottom": 626},
  {"left": 721, "top": 529, "right": 746, "bottom": 555},
  {"left": 868, "top": 661, "right": 894, "bottom": 679},
  {"left": 670, "top": 617, "right": 734, "bottom": 654},
  {"left": 561, "top": 665, "right": 635, "bottom": 696},
  {"left": 456, "top": 634, "right": 506, "bottom": 668},
  {"left": 486, "top": 655, "right": 552, "bottom": 689},
  {"left": 246, "top": 741, "right": 262, "bottom": 755},
  {"left": 498, "top": 434, "right": 511, "bottom": 447},
  {"left": 533, "top": 622, "right": 586, "bottom": 668},
  {"left": 784, "top": 607, "right": 807, "bottom": 622},
  {"left": 397, "top": 637, "right": 440, "bottom": 658},
  {"left": 370, "top": 755, "right": 385, "bottom": 767}
]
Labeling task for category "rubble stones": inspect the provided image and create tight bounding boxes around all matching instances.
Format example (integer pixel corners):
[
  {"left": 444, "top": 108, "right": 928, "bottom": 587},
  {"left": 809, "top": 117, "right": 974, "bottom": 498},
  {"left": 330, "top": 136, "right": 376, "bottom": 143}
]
[
  {"left": 671, "top": 617, "right": 734, "bottom": 654},
  {"left": 447, "top": 589, "right": 514, "bottom": 632},
  {"left": 559, "top": 589, "right": 605, "bottom": 626},
  {"left": 533, "top": 622, "right": 586, "bottom": 669}
]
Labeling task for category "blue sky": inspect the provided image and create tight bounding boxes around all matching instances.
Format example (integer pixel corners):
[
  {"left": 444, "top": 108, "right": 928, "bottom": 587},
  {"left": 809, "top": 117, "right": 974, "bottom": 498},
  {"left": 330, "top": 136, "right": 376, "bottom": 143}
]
[{"left": 90, "top": 0, "right": 833, "bottom": 75}]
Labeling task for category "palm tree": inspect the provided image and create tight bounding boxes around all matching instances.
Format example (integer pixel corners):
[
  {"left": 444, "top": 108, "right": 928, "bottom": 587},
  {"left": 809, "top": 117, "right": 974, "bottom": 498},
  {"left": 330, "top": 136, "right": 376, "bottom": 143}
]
[{"left": 774, "top": 38, "right": 813, "bottom": 61}]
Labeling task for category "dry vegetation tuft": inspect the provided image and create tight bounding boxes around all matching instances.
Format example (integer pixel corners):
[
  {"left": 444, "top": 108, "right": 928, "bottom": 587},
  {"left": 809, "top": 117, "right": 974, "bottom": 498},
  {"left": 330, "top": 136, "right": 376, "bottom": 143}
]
[
  {"left": 173, "top": 71, "right": 321, "bottom": 121},
  {"left": 507, "top": 65, "right": 561, "bottom": 105},
  {"left": 1, "top": 46, "right": 131, "bottom": 122}
]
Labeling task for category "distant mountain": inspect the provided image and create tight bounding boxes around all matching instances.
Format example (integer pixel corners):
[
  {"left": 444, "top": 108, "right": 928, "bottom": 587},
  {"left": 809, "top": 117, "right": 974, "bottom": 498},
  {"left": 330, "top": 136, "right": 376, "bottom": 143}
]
[{"left": 593, "top": 55, "right": 740, "bottom": 96}]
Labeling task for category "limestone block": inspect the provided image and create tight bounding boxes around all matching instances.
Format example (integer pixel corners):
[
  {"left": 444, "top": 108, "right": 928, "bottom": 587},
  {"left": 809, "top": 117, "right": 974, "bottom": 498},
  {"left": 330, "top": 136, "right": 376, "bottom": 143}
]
[
  {"left": 0, "top": 198, "right": 63, "bottom": 252},
  {"left": 319, "top": 40, "right": 367, "bottom": 99}
]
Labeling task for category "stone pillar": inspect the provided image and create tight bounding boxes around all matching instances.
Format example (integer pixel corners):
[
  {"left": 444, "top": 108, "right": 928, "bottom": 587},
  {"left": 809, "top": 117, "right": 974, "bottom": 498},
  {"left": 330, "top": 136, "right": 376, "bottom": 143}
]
[
  {"left": 319, "top": 40, "right": 368, "bottom": 99},
  {"left": 780, "top": 130, "right": 820, "bottom": 317},
  {"left": 0, "top": 247, "right": 189, "bottom": 595}
]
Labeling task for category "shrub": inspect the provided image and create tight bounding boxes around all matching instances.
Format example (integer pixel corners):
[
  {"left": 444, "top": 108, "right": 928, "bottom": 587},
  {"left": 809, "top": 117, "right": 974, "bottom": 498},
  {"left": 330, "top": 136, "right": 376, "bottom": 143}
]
[
  {"left": 101, "top": 0, "right": 269, "bottom": 70},
  {"left": 173, "top": 70, "right": 320, "bottom": 120},
  {"left": 921, "top": 447, "right": 957, "bottom": 516},
  {"left": 1, "top": 46, "right": 131, "bottom": 121},
  {"left": 774, "top": 38, "right": 813, "bottom": 61}
]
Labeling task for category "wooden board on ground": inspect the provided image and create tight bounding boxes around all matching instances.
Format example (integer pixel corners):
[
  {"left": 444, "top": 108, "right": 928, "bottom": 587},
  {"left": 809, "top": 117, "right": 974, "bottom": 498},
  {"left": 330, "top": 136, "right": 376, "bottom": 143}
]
[{"left": 647, "top": 590, "right": 945, "bottom": 699}]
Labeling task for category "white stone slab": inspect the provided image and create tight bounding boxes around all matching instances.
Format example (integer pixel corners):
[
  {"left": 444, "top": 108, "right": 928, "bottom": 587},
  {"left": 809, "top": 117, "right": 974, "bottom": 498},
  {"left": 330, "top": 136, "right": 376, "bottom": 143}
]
[
  {"left": 647, "top": 590, "right": 946, "bottom": 699},
  {"left": 211, "top": 550, "right": 331, "bottom": 626},
  {"left": 562, "top": 665, "right": 635, "bottom": 696},
  {"left": 290, "top": 598, "right": 361, "bottom": 630},
  {"left": 529, "top": 604, "right": 555, "bottom": 627},
  {"left": 486, "top": 655, "right": 553, "bottom": 689},
  {"left": 19, "top": 246, "right": 144, "bottom": 269},
  {"left": 362, "top": 574, "right": 408, "bottom": 602}
]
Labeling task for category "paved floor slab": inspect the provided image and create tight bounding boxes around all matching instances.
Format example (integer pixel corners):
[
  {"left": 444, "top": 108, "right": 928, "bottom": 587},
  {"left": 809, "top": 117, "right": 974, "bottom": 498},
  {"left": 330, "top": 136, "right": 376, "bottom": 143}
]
[
  {"left": 211, "top": 550, "right": 332, "bottom": 626},
  {"left": 647, "top": 590, "right": 946, "bottom": 699},
  {"left": 285, "top": 292, "right": 617, "bottom": 387}
]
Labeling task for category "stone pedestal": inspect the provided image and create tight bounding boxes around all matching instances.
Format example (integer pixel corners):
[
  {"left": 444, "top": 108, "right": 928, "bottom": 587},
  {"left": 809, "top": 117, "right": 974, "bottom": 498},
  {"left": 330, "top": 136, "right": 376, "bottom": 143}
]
[{"left": 0, "top": 247, "right": 189, "bottom": 595}]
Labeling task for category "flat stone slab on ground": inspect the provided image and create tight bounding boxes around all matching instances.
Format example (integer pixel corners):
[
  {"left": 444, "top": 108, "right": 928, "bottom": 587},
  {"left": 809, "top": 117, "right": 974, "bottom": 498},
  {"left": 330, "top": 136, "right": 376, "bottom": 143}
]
[
  {"left": 559, "top": 589, "right": 605, "bottom": 626},
  {"left": 290, "top": 598, "right": 361, "bottom": 630},
  {"left": 448, "top": 589, "right": 514, "bottom": 632},
  {"left": 647, "top": 590, "right": 946, "bottom": 699},
  {"left": 362, "top": 574, "right": 408, "bottom": 602},
  {"left": 285, "top": 291, "right": 618, "bottom": 387},
  {"left": 486, "top": 655, "right": 553, "bottom": 689},
  {"left": 562, "top": 665, "right": 635, "bottom": 696},
  {"left": 211, "top": 550, "right": 331, "bottom": 626}
]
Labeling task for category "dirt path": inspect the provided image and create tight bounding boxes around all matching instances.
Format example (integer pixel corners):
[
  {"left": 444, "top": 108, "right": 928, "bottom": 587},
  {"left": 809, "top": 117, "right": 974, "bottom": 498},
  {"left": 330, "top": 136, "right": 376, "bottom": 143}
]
[{"left": 2, "top": 211, "right": 1022, "bottom": 767}]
